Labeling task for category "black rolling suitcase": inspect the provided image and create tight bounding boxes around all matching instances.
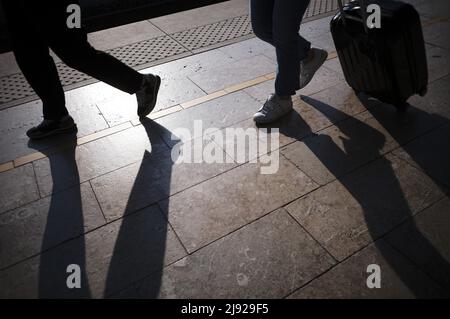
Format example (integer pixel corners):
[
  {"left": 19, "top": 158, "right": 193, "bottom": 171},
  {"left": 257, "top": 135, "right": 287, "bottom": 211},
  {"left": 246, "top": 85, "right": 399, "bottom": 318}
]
[{"left": 330, "top": 0, "right": 428, "bottom": 108}]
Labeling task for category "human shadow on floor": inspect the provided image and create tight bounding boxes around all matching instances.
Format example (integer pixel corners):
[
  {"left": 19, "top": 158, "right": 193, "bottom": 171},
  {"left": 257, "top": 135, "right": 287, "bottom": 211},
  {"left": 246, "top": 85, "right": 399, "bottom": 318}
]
[
  {"left": 103, "top": 120, "right": 178, "bottom": 298},
  {"left": 31, "top": 120, "right": 177, "bottom": 298},
  {"left": 260, "top": 94, "right": 450, "bottom": 297},
  {"left": 29, "top": 134, "right": 92, "bottom": 298}
]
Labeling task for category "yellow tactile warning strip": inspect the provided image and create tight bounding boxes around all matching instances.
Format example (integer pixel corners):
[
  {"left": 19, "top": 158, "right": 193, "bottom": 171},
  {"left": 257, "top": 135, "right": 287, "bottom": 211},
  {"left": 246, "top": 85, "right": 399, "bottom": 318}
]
[
  {"left": 131, "top": 105, "right": 183, "bottom": 126},
  {"left": 327, "top": 51, "right": 338, "bottom": 60},
  {"left": 11, "top": 122, "right": 134, "bottom": 168},
  {"left": 180, "top": 90, "right": 229, "bottom": 109},
  {"left": 13, "top": 152, "right": 47, "bottom": 168},
  {"left": 0, "top": 162, "right": 14, "bottom": 173},
  {"left": 422, "top": 14, "right": 450, "bottom": 27}
]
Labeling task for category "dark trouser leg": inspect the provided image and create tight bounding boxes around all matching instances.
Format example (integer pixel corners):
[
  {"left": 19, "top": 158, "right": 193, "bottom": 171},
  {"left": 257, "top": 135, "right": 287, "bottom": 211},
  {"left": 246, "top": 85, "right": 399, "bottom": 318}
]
[
  {"left": 50, "top": 34, "right": 144, "bottom": 95},
  {"left": 250, "top": 0, "right": 311, "bottom": 96},
  {"left": 2, "top": 0, "right": 68, "bottom": 120},
  {"left": 45, "top": 1, "right": 143, "bottom": 95},
  {"left": 273, "top": 0, "right": 311, "bottom": 96},
  {"left": 250, "top": 0, "right": 275, "bottom": 44}
]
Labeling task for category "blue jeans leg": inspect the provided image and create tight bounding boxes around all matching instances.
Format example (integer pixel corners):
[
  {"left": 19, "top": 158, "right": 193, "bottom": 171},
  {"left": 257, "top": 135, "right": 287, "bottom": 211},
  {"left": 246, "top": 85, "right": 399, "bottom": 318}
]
[{"left": 250, "top": 0, "right": 311, "bottom": 96}]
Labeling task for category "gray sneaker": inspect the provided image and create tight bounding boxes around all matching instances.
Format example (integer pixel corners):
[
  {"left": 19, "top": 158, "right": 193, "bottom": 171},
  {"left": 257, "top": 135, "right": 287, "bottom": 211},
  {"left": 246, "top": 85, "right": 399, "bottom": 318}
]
[
  {"left": 253, "top": 94, "right": 293, "bottom": 124},
  {"left": 300, "top": 48, "right": 328, "bottom": 89}
]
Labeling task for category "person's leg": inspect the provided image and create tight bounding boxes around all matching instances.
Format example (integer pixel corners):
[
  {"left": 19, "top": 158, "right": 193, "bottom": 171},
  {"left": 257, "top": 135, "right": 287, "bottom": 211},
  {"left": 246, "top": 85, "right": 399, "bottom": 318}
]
[
  {"left": 250, "top": 0, "right": 275, "bottom": 45},
  {"left": 272, "top": 0, "right": 311, "bottom": 97},
  {"left": 51, "top": 31, "right": 161, "bottom": 117},
  {"left": 49, "top": 27, "right": 143, "bottom": 95},
  {"left": 252, "top": 0, "right": 311, "bottom": 124},
  {"left": 2, "top": 0, "right": 69, "bottom": 121},
  {"left": 45, "top": 0, "right": 160, "bottom": 117}
]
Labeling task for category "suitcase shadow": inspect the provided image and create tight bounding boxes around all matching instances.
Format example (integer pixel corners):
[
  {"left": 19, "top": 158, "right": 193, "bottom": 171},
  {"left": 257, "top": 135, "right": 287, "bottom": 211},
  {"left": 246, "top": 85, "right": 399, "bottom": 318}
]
[{"left": 263, "top": 93, "right": 449, "bottom": 297}]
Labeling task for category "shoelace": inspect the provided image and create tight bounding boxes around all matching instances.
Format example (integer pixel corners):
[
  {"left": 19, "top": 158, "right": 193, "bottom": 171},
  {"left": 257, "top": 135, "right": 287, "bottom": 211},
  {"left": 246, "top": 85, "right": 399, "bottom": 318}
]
[{"left": 260, "top": 98, "right": 277, "bottom": 115}]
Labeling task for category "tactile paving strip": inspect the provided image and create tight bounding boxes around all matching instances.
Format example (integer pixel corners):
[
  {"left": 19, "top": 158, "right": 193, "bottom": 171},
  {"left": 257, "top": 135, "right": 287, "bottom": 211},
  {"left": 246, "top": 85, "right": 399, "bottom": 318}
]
[
  {"left": 108, "top": 35, "right": 187, "bottom": 68},
  {"left": 171, "top": 14, "right": 252, "bottom": 51},
  {"left": 0, "top": 35, "right": 187, "bottom": 105},
  {"left": 305, "top": 0, "right": 347, "bottom": 18},
  {"left": 0, "top": 0, "right": 347, "bottom": 107}
]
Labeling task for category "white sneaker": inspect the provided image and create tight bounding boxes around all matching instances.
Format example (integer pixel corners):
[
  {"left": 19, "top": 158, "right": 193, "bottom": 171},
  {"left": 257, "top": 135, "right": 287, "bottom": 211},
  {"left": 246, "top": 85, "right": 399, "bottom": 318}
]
[
  {"left": 300, "top": 48, "right": 328, "bottom": 89},
  {"left": 253, "top": 94, "right": 293, "bottom": 124}
]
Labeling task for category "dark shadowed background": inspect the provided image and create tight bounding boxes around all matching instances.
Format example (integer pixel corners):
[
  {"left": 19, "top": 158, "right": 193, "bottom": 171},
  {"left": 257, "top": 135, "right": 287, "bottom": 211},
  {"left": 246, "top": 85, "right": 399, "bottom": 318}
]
[{"left": 0, "top": 0, "right": 228, "bottom": 53}]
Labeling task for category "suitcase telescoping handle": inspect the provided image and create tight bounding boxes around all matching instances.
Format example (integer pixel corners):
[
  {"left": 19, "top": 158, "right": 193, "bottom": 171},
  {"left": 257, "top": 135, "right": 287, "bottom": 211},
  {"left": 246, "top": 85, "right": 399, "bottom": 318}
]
[{"left": 336, "top": 0, "right": 371, "bottom": 33}]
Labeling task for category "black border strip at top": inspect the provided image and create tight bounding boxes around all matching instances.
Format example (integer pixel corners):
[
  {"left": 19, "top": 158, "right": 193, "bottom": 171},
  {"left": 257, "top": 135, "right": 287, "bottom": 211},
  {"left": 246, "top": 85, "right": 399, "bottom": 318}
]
[
  {"left": 0, "top": 0, "right": 229, "bottom": 53},
  {"left": 82, "top": 0, "right": 229, "bottom": 32}
]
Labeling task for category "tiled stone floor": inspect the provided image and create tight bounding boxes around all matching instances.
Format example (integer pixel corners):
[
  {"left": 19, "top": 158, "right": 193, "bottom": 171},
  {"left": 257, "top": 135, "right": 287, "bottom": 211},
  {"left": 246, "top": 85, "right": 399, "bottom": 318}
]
[{"left": 1, "top": 2, "right": 450, "bottom": 299}]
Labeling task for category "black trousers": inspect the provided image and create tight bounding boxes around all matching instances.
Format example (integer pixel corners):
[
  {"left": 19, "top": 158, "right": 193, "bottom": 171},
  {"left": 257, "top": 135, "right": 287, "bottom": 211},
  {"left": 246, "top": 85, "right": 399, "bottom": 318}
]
[{"left": 2, "top": 0, "right": 143, "bottom": 120}]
